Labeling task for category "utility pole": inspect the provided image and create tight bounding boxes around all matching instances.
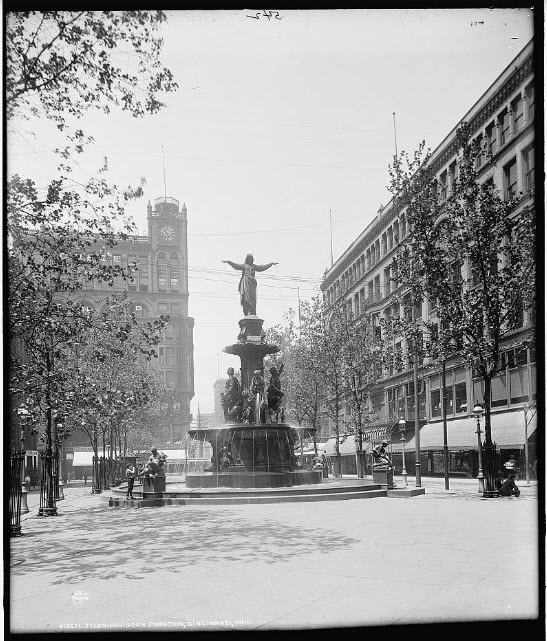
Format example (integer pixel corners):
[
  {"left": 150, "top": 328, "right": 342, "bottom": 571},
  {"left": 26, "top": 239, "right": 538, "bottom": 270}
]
[
  {"left": 329, "top": 210, "right": 334, "bottom": 268},
  {"left": 413, "top": 297, "right": 421, "bottom": 487},
  {"left": 442, "top": 359, "right": 449, "bottom": 490},
  {"left": 393, "top": 112, "right": 398, "bottom": 158}
]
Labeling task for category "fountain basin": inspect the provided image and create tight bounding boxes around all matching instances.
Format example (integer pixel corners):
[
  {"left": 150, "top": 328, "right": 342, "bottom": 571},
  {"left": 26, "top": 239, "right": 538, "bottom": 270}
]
[
  {"left": 187, "top": 423, "right": 317, "bottom": 489},
  {"left": 186, "top": 469, "right": 322, "bottom": 488}
]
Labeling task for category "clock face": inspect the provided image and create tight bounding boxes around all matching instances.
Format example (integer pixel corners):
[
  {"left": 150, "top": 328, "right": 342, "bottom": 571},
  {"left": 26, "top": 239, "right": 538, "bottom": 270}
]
[{"left": 160, "top": 225, "right": 176, "bottom": 242}]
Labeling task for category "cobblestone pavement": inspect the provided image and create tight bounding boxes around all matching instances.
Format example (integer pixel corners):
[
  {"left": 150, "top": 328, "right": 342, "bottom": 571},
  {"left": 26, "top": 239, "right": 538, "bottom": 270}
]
[{"left": 10, "top": 478, "right": 541, "bottom": 634}]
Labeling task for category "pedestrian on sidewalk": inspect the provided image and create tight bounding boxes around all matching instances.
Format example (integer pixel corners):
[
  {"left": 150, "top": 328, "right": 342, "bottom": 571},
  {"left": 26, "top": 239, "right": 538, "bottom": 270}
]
[
  {"left": 321, "top": 451, "right": 329, "bottom": 478},
  {"left": 84, "top": 472, "right": 88, "bottom": 486},
  {"left": 499, "top": 474, "right": 520, "bottom": 497},
  {"left": 503, "top": 455, "right": 518, "bottom": 479},
  {"left": 126, "top": 464, "right": 136, "bottom": 499}
]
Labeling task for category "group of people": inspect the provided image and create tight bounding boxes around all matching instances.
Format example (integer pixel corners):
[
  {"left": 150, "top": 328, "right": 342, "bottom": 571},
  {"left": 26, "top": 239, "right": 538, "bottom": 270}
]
[{"left": 221, "top": 364, "right": 285, "bottom": 424}]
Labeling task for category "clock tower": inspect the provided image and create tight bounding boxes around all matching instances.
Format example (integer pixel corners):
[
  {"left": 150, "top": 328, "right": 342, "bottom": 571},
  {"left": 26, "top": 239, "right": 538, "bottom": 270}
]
[{"left": 145, "top": 195, "right": 194, "bottom": 441}]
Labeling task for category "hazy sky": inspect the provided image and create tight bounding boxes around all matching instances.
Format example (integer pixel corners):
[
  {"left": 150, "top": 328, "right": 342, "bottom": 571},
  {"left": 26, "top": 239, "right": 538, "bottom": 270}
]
[{"left": 8, "top": 9, "right": 534, "bottom": 414}]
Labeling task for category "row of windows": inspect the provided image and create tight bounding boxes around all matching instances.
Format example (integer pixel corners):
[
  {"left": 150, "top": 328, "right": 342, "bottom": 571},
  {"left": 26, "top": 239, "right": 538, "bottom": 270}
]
[
  {"left": 325, "top": 215, "right": 408, "bottom": 306},
  {"left": 502, "top": 145, "right": 534, "bottom": 201},
  {"left": 325, "top": 79, "right": 534, "bottom": 312},
  {"left": 159, "top": 346, "right": 182, "bottom": 365},
  {"left": 133, "top": 302, "right": 182, "bottom": 317},
  {"left": 475, "top": 82, "right": 534, "bottom": 169},
  {"left": 385, "top": 348, "right": 536, "bottom": 422},
  {"left": 96, "top": 252, "right": 183, "bottom": 293}
]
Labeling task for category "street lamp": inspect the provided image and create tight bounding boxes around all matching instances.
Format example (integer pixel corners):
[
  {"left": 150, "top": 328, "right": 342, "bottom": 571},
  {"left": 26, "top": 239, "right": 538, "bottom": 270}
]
[
  {"left": 398, "top": 418, "right": 408, "bottom": 487},
  {"left": 473, "top": 404, "right": 485, "bottom": 494}
]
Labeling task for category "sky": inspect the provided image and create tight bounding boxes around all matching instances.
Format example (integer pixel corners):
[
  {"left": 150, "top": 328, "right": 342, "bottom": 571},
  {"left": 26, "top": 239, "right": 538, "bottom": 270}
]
[{"left": 8, "top": 8, "right": 534, "bottom": 414}]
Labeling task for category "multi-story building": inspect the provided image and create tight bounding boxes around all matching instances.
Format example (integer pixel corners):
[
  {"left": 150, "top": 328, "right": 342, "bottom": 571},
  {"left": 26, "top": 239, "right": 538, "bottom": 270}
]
[
  {"left": 320, "top": 41, "right": 536, "bottom": 478},
  {"left": 63, "top": 195, "right": 195, "bottom": 465}
]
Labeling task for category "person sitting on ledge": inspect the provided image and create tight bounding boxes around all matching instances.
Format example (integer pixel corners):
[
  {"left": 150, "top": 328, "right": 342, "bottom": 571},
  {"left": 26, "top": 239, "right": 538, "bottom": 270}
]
[{"left": 499, "top": 474, "right": 520, "bottom": 497}]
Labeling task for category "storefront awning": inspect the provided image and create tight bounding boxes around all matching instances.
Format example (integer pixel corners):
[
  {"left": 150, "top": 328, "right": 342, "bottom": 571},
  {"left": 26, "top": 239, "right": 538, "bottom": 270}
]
[
  {"left": 72, "top": 452, "right": 95, "bottom": 466},
  {"left": 398, "top": 410, "right": 537, "bottom": 452},
  {"left": 320, "top": 435, "right": 368, "bottom": 456}
]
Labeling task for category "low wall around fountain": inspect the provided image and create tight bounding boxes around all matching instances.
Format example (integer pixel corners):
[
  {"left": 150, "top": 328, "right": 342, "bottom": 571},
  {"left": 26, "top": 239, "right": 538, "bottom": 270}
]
[{"left": 186, "top": 469, "right": 322, "bottom": 489}]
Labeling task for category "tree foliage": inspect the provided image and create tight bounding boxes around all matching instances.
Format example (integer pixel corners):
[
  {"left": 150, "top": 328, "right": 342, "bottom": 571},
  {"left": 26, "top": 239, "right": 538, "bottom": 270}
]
[
  {"left": 387, "top": 124, "right": 536, "bottom": 442},
  {"left": 7, "top": 11, "right": 178, "bottom": 454},
  {"left": 6, "top": 11, "right": 177, "bottom": 130}
]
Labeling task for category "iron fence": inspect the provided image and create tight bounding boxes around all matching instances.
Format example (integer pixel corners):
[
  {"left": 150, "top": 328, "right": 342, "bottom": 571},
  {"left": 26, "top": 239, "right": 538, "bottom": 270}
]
[{"left": 10, "top": 449, "right": 26, "bottom": 536}]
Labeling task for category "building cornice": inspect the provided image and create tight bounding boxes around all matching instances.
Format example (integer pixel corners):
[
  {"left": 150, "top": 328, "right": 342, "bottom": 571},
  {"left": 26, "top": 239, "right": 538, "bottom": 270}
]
[{"left": 322, "top": 44, "right": 534, "bottom": 291}]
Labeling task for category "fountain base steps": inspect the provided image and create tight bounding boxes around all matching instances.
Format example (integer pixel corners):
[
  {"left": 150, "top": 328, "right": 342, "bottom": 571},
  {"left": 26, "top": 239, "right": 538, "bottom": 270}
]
[{"left": 104, "top": 480, "right": 396, "bottom": 506}]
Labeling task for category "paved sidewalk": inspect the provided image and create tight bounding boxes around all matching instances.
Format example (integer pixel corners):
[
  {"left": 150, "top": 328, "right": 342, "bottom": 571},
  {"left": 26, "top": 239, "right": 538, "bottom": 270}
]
[{"left": 10, "top": 478, "right": 541, "bottom": 633}]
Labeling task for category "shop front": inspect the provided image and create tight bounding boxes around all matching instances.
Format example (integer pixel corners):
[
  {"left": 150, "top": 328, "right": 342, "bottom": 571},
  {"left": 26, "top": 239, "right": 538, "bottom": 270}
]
[{"left": 391, "top": 409, "right": 537, "bottom": 478}]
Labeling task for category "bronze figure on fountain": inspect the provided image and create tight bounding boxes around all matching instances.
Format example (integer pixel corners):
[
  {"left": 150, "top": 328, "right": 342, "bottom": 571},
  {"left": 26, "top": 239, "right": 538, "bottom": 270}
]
[
  {"left": 267, "top": 363, "right": 285, "bottom": 422},
  {"left": 222, "top": 254, "right": 278, "bottom": 316}
]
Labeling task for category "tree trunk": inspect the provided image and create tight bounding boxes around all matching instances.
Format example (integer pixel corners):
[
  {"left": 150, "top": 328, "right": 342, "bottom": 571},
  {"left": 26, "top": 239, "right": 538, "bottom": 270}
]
[{"left": 483, "top": 375, "right": 493, "bottom": 445}]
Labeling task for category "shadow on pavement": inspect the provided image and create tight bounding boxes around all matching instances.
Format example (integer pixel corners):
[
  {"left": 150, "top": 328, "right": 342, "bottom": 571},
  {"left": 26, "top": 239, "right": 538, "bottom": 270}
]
[{"left": 11, "top": 503, "right": 359, "bottom": 586}]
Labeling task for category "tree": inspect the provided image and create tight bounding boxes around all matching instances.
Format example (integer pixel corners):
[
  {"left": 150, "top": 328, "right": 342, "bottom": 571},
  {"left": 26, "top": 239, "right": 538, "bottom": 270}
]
[
  {"left": 299, "top": 296, "right": 346, "bottom": 477},
  {"left": 6, "top": 11, "right": 177, "bottom": 131},
  {"left": 338, "top": 303, "right": 386, "bottom": 478},
  {"left": 264, "top": 309, "right": 324, "bottom": 428},
  {"left": 61, "top": 293, "right": 167, "bottom": 486},
  {"left": 7, "top": 11, "right": 177, "bottom": 519},
  {"left": 388, "top": 124, "right": 535, "bottom": 493}
]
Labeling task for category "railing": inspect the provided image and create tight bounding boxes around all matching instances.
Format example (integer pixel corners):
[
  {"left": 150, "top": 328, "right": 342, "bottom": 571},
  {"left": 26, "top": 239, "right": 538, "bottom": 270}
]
[
  {"left": 155, "top": 196, "right": 179, "bottom": 206},
  {"left": 10, "top": 450, "right": 26, "bottom": 536}
]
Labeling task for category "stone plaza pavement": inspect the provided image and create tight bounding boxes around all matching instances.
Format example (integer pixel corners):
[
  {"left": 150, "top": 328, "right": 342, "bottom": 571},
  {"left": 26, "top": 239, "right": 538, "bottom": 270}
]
[{"left": 9, "top": 477, "right": 541, "bottom": 634}]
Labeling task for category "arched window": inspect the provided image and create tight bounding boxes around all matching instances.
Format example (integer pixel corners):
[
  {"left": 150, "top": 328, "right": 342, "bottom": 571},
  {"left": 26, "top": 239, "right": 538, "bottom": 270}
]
[
  {"left": 170, "top": 253, "right": 180, "bottom": 291},
  {"left": 157, "top": 252, "right": 167, "bottom": 291}
]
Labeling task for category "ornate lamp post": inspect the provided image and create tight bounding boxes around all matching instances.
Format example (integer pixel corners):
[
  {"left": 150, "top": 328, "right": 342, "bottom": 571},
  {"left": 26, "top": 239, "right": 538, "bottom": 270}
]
[
  {"left": 398, "top": 418, "right": 408, "bottom": 487},
  {"left": 473, "top": 404, "right": 485, "bottom": 494}
]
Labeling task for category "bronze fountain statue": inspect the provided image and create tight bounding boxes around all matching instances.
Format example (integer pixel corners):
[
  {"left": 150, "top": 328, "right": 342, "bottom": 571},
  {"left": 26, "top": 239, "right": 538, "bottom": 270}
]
[{"left": 185, "top": 254, "right": 320, "bottom": 489}]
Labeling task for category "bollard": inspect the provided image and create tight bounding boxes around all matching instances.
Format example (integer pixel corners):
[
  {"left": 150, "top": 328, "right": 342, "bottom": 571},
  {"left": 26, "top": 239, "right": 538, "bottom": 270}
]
[
  {"left": 20, "top": 485, "right": 29, "bottom": 514},
  {"left": 58, "top": 480, "right": 65, "bottom": 500}
]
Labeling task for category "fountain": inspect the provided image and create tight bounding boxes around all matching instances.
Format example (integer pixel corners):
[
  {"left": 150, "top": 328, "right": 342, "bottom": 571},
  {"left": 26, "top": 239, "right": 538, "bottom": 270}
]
[
  {"left": 186, "top": 254, "right": 322, "bottom": 488},
  {"left": 107, "top": 253, "right": 397, "bottom": 505}
]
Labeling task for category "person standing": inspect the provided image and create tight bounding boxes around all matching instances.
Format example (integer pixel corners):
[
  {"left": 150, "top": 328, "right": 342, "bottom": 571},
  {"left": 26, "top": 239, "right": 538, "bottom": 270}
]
[
  {"left": 126, "top": 464, "right": 136, "bottom": 499},
  {"left": 321, "top": 451, "right": 329, "bottom": 478},
  {"left": 503, "top": 455, "right": 518, "bottom": 479},
  {"left": 84, "top": 472, "right": 88, "bottom": 486}
]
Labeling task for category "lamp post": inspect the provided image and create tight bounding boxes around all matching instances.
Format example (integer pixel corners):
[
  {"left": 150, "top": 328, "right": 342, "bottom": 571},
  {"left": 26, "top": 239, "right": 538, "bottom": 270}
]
[
  {"left": 398, "top": 418, "right": 408, "bottom": 487},
  {"left": 473, "top": 404, "right": 485, "bottom": 494}
]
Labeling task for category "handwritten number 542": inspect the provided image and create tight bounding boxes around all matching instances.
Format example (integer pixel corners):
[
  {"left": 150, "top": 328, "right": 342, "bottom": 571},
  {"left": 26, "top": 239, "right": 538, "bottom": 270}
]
[{"left": 247, "top": 10, "right": 283, "bottom": 20}]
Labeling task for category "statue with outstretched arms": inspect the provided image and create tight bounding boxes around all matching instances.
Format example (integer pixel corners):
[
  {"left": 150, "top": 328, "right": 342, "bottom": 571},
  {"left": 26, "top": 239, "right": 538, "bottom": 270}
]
[{"left": 222, "top": 254, "right": 278, "bottom": 316}]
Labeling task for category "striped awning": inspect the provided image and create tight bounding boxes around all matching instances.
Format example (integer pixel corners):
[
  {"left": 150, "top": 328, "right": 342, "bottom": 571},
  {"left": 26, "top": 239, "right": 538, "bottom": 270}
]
[{"left": 394, "top": 410, "right": 537, "bottom": 452}]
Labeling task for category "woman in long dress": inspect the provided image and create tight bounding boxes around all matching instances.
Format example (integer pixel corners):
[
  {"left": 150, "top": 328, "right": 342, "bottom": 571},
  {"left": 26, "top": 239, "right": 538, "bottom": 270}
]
[{"left": 223, "top": 254, "right": 278, "bottom": 316}]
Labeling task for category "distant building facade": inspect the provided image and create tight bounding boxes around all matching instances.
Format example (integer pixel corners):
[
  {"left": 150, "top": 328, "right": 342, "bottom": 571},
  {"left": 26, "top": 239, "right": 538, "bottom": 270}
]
[
  {"left": 320, "top": 42, "right": 536, "bottom": 478},
  {"left": 65, "top": 195, "right": 195, "bottom": 454}
]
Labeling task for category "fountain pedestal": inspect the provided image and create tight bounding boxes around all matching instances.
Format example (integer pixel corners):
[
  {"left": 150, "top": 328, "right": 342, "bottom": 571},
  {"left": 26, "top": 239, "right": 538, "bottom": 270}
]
[
  {"left": 372, "top": 467, "right": 395, "bottom": 489},
  {"left": 142, "top": 474, "right": 166, "bottom": 498},
  {"left": 187, "top": 310, "right": 321, "bottom": 489}
]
